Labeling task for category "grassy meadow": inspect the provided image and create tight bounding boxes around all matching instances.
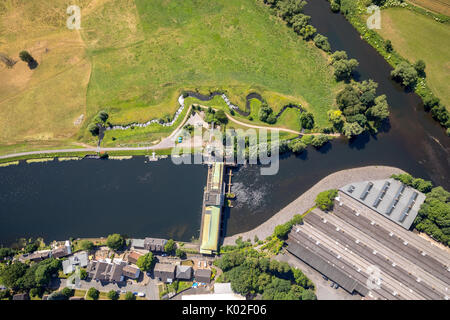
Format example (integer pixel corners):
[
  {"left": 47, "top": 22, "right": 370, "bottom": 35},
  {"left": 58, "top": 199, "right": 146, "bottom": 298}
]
[
  {"left": 377, "top": 8, "right": 450, "bottom": 109},
  {"left": 1, "top": 0, "right": 340, "bottom": 153}
]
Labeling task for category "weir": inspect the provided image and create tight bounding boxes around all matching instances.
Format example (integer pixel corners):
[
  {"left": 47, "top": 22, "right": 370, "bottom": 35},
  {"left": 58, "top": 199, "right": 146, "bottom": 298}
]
[{"left": 199, "top": 162, "right": 226, "bottom": 255}]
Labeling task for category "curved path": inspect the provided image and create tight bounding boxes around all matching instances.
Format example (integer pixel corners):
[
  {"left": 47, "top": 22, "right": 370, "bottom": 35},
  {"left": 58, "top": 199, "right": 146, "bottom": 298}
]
[{"left": 223, "top": 166, "right": 405, "bottom": 245}]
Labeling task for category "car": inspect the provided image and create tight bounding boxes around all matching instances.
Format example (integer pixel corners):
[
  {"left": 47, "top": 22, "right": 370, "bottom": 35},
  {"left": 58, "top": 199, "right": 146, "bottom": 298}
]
[
  {"left": 137, "top": 292, "right": 145, "bottom": 297},
  {"left": 120, "top": 290, "right": 126, "bottom": 294},
  {"left": 334, "top": 284, "right": 339, "bottom": 289},
  {"left": 330, "top": 282, "right": 335, "bottom": 287},
  {"left": 162, "top": 253, "right": 168, "bottom": 257},
  {"left": 322, "top": 275, "right": 328, "bottom": 281}
]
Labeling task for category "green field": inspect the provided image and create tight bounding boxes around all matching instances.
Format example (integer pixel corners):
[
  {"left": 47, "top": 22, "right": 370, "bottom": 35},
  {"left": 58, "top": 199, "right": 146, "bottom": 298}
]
[
  {"left": 377, "top": 8, "right": 450, "bottom": 108},
  {"left": 1, "top": 0, "right": 341, "bottom": 154}
]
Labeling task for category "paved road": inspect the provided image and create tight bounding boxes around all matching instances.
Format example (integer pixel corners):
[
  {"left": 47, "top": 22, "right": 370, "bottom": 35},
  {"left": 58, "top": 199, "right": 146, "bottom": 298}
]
[{"left": 59, "top": 277, "right": 159, "bottom": 300}]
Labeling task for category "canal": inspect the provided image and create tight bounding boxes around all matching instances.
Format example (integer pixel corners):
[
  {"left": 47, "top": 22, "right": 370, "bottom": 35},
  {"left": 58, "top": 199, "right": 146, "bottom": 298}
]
[{"left": 0, "top": 0, "right": 448, "bottom": 245}]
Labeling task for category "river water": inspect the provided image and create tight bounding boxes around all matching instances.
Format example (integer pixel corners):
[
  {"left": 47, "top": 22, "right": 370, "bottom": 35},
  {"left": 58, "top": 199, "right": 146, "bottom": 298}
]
[{"left": 0, "top": 0, "right": 448, "bottom": 245}]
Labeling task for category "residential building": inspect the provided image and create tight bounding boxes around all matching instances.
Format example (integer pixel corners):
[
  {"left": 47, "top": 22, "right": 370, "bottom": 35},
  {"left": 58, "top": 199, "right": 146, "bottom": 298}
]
[
  {"left": 122, "top": 265, "right": 141, "bottom": 279},
  {"left": 154, "top": 263, "right": 176, "bottom": 283},
  {"left": 194, "top": 268, "right": 212, "bottom": 284},
  {"left": 144, "top": 238, "right": 167, "bottom": 252},
  {"left": 51, "top": 240, "right": 72, "bottom": 259},
  {"left": 175, "top": 265, "right": 193, "bottom": 281},
  {"left": 87, "top": 260, "right": 125, "bottom": 283},
  {"left": 18, "top": 250, "right": 51, "bottom": 263},
  {"left": 127, "top": 251, "right": 143, "bottom": 265}
]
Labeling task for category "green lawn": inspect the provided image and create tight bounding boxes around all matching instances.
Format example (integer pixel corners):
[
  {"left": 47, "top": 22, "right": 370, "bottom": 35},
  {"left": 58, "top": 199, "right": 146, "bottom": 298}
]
[
  {"left": 83, "top": 0, "right": 340, "bottom": 137},
  {"left": 377, "top": 8, "right": 450, "bottom": 108}
]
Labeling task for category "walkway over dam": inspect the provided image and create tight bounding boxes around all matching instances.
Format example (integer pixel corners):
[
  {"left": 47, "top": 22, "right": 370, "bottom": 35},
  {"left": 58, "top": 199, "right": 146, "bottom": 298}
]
[{"left": 199, "top": 162, "right": 226, "bottom": 255}]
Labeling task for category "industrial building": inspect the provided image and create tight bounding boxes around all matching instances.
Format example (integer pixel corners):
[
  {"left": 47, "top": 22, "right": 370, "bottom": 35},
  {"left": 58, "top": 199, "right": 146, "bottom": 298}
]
[{"left": 287, "top": 190, "right": 450, "bottom": 300}]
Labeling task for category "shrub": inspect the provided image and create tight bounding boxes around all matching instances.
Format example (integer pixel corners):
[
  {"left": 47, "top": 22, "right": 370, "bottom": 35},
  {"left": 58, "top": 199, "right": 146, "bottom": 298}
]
[
  {"left": 106, "top": 234, "right": 125, "bottom": 251},
  {"left": 313, "top": 34, "right": 331, "bottom": 52},
  {"left": 124, "top": 291, "right": 136, "bottom": 300},
  {"left": 315, "top": 189, "right": 338, "bottom": 211},
  {"left": 87, "top": 287, "right": 99, "bottom": 300},
  {"left": 107, "top": 290, "right": 119, "bottom": 300},
  {"left": 61, "top": 287, "right": 74, "bottom": 298},
  {"left": 79, "top": 240, "right": 94, "bottom": 251},
  {"left": 311, "top": 135, "right": 330, "bottom": 148},
  {"left": 391, "top": 62, "right": 418, "bottom": 87}
]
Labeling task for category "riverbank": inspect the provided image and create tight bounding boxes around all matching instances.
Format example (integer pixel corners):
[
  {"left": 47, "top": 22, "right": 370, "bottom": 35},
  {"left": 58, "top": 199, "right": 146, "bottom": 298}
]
[{"left": 223, "top": 165, "right": 405, "bottom": 245}]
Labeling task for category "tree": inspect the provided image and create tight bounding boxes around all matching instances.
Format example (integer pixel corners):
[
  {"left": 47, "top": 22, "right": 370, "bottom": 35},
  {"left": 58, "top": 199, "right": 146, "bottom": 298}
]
[
  {"left": 0, "top": 247, "right": 14, "bottom": 260},
  {"left": 88, "top": 123, "right": 100, "bottom": 136},
  {"left": 311, "top": 135, "right": 329, "bottom": 148},
  {"left": 385, "top": 40, "right": 393, "bottom": 53},
  {"left": 315, "top": 189, "right": 338, "bottom": 211},
  {"left": 164, "top": 239, "right": 176, "bottom": 254},
  {"left": 136, "top": 252, "right": 155, "bottom": 272},
  {"left": 342, "top": 121, "right": 364, "bottom": 138},
  {"left": 106, "top": 234, "right": 125, "bottom": 251},
  {"left": 214, "top": 110, "right": 228, "bottom": 124},
  {"left": 291, "top": 14, "right": 310, "bottom": 34},
  {"left": 175, "top": 248, "right": 187, "bottom": 259},
  {"left": 107, "top": 290, "right": 119, "bottom": 300},
  {"left": 299, "top": 112, "right": 314, "bottom": 130},
  {"left": 0, "top": 288, "right": 11, "bottom": 300},
  {"left": 79, "top": 240, "right": 94, "bottom": 251},
  {"left": 87, "top": 287, "right": 99, "bottom": 300},
  {"left": 391, "top": 62, "right": 418, "bottom": 87},
  {"left": 124, "top": 291, "right": 136, "bottom": 300},
  {"left": 276, "top": 0, "right": 307, "bottom": 23},
  {"left": 96, "top": 111, "right": 109, "bottom": 123},
  {"left": 332, "top": 58, "right": 359, "bottom": 81},
  {"left": 313, "top": 34, "right": 331, "bottom": 52},
  {"left": 298, "top": 24, "right": 316, "bottom": 40},
  {"left": 413, "top": 60, "right": 426, "bottom": 77},
  {"left": 61, "top": 287, "right": 74, "bottom": 298},
  {"left": 366, "top": 95, "right": 390, "bottom": 122},
  {"left": 258, "top": 103, "right": 274, "bottom": 123},
  {"left": 289, "top": 140, "right": 307, "bottom": 154},
  {"left": 79, "top": 269, "right": 88, "bottom": 280},
  {"left": 19, "top": 51, "right": 33, "bottom": 64},
  {"left": 0, "top": 262, "right": 28, "bottom": 290},
  {"left": 327, "top": 110, "right": 345, "bottom": 130}
]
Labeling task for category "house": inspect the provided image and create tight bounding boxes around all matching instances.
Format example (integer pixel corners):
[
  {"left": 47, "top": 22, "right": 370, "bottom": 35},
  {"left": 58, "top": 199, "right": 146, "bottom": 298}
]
[
  {"left": 144, "top": 238, "right": 167, "bottom": 252},
  {"left": 130, "top": 239, "right": 145, "bottom": 250},
  {"left": 13, "top": 293, "right": 30, "bottom": 300},
  {"left": 62, "top": 251, "right": 89, "bottom": 274},
  {"left": 195, "top": 269, "right": 212, "bottom": 284},
  {"left": 87, "top": 260, "right": 125, "bottom": 283},
  {"left": 175, "top": 265, "right": 193, "bottom": 281},
  {"left": 51, "top": 240, "right": 72, "bottom": 259},
  {"left": 18, "top": 250, "right": 51, "bottom": 263},
  {"left": 127, "top": 251, "right": 143, "bottom": 265},
  {"left": 154, "top": 263, "right": 176, "bottom": 283},
  {"left": 122, "top": 265, "right": 141, "bottom": 279}
]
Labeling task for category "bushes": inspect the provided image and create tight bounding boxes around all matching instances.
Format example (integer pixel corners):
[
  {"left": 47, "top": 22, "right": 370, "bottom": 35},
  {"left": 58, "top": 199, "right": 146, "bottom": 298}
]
[
  {"left": 136, "top": 252, "right": 155, "bottom": 272},
  {"left": 107, "top": 290, "right": 119, "bottom": 300},
  {"left": 273, "top": 214, "right": 303, "bottom": 239},
  {"left": 330, "top": 51, "right": 359, "bottom": 81},
  {"left": 106, "top": 234, "right": 125, "bottom": 251},
  {"left": 313, "top": 34, "right": 331, "bottom": 52},
  {"left": 124, "top": 291, "right": 136, "bottom": 300},
  {"left": 391, "top": 61, "right": 418, "bottom": 88},
  {"left": 258, "top": 103, "right": 277, "bottom": 124},
  {"left": 310, "top": 134, "right": 330, "bottom": 148},
  {"left": 315, "top": 189, "right": 338, "bottom": 211},
  {"left": 87, "top": 287, "right": 99, "bottom": 300}
]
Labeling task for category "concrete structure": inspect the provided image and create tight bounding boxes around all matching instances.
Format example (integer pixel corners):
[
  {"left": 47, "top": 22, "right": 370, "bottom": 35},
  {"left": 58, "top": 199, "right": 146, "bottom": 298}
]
[
  {"left": 340, "top": 179, "right": 425, "bottom": 230},
  {"left": 62, "top": 251, "right": 89, "bottom": 274},
  {"left": 200, "top": 162, "right": 225, "bottom": 255},
  {"left": 287, "top": 193, "right": 450, "bottom": 300}
]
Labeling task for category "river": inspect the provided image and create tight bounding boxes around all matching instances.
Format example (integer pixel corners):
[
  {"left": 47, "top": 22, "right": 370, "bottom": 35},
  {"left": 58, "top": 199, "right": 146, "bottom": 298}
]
[{"left": 0, "top": 0, "right": 448, "bottom": 245}]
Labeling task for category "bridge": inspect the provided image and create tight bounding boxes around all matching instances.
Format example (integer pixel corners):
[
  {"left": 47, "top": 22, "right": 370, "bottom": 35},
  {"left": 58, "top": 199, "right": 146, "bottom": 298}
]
[{"left": 199, "top": 162, "right": 226, "bottom": 255}]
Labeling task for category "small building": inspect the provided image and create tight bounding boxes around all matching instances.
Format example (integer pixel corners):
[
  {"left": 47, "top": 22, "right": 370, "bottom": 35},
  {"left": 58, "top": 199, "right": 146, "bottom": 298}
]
[
  {"left": 176, "top": 265, "right": 193, "bottom": 281},
  {"left": 18, "top": 250, "right": 51, "bottom": 263},
  {"left": 154, "top": 263, "right": 176, "bottom": 283},
  {"left": 130, "top": 239, "right": 145, "bottom": 250},
  {"left": 182, "top": 283, "right": 245, "bottom": 300},
  {"left": 195, "top": 268, "right": 212, "bottom": 284},
  {"left": 127, "top": 251, "right": 143, "bottom": 265},
  {"left": 13, "top": 293, "right": 30, "bottom": 300},
  {"left": 51, "top": 240, "right": 72, "bottom": 259},
  {"left": 122, "top": 265, "right": 141, "bottom": 279},
  {"left": 62, "top": 251, "right": 89, "bottom": 274}
]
